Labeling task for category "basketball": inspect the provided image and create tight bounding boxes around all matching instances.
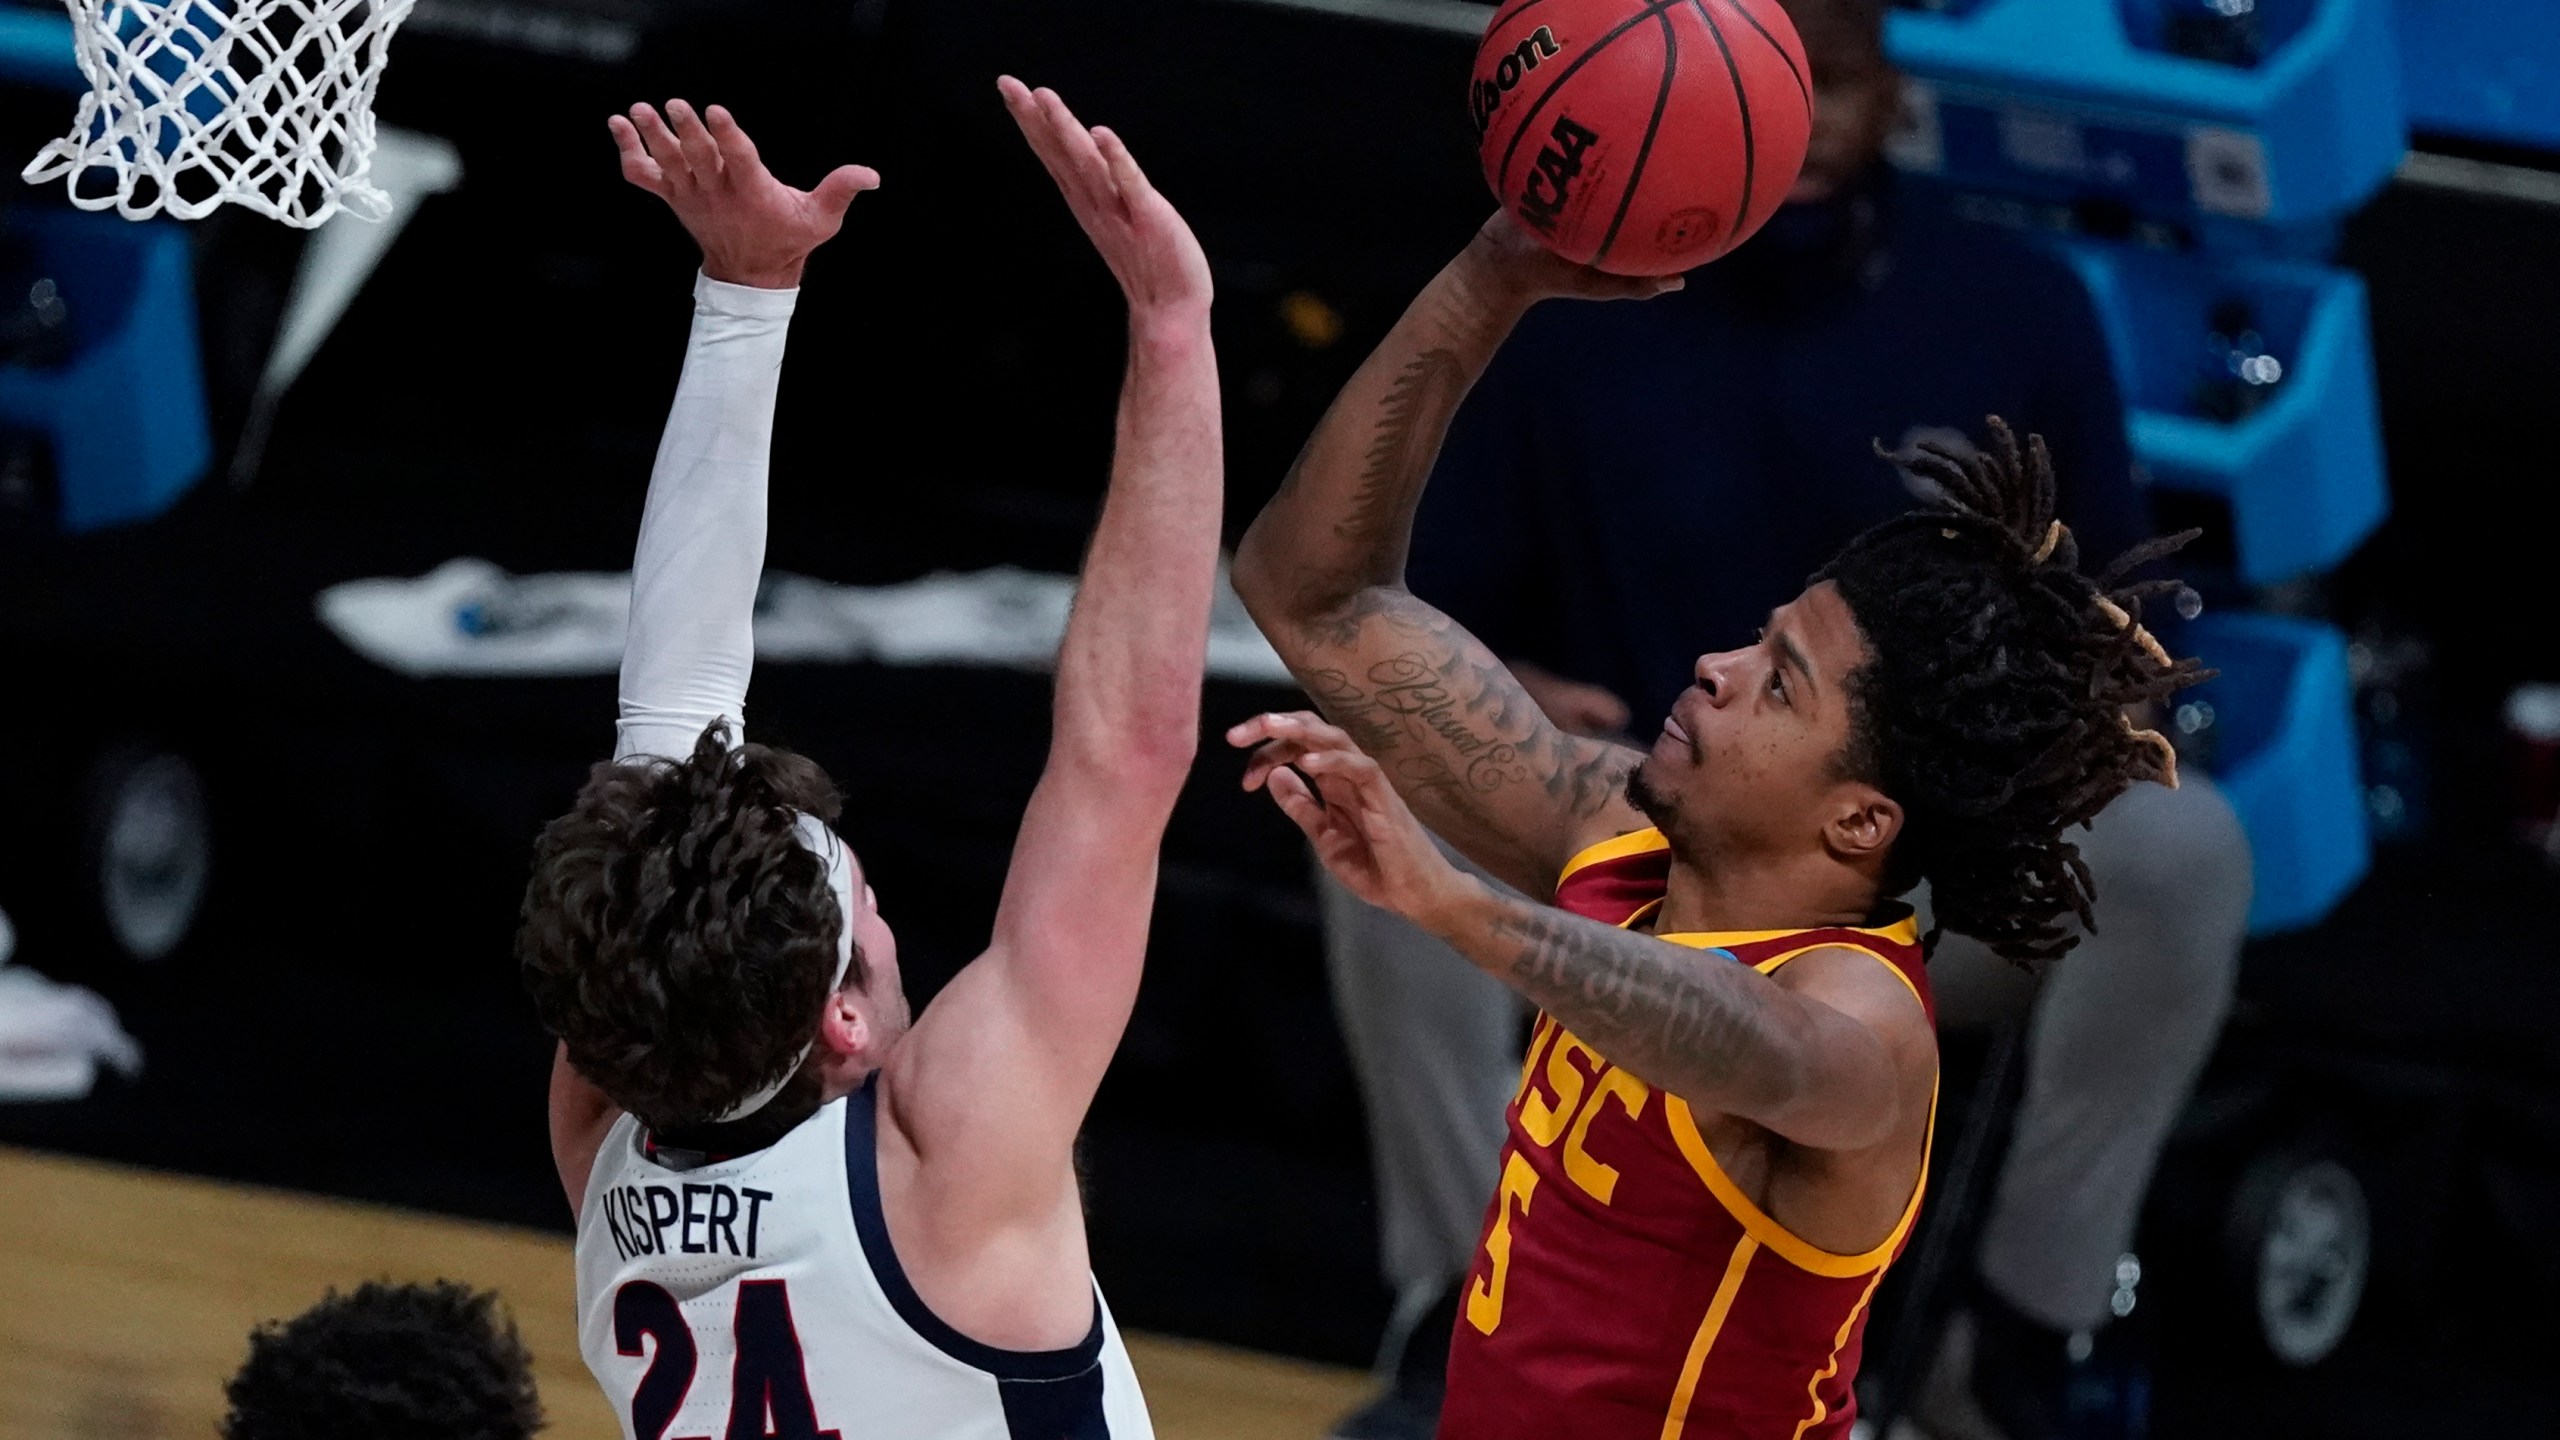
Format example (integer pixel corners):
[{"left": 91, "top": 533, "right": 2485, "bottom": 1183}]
[{"left": 1471, "top": 0, "right": 1815, "bottom": 275}]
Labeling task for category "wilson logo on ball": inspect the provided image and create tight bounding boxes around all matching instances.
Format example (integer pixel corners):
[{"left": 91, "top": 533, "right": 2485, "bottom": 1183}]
[
  {"left": 1518, "top": 115, "right": 1599, "bottom": 234},
  {"left": 1469, "top": 25, "right": 1562, "bottom": 136},
  {"left": 1471, "top": 0, "right": 1814, "bottom": 274}
]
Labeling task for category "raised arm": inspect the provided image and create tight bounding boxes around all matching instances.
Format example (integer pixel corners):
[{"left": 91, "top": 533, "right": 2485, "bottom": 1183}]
[
  {"left": 882, "top": 82, "right": 1219, "bottom": 1217},
  {"left": 608, "top": 100, "right": 877, "bottom": 763},
  {"left": 551, "top": 100, "right": 874, "bottom": 1206},
  {"left": 1229, "top": 218, "right": 1671, "bottom": 895}
]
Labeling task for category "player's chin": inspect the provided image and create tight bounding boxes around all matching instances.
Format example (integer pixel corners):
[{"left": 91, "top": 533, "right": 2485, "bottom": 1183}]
[{"left": 1626, "top": 756, "right": 1676, "bottom": 825}]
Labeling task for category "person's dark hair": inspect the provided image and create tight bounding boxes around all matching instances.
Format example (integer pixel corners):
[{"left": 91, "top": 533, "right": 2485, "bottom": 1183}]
[
  {"left": 222, "top": 1280, "right": 542, "bottom": 1440},
  {"left": 1816, "top": 417, "right": 2208, "bottom": 965},
  {"left": 518, "top": 721, "right": 855, "bottom": 1130}
]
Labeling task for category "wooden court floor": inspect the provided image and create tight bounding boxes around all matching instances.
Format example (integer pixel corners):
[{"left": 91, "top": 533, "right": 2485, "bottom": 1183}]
[{"left": 0, "top": 1146, "right": 1367, "bottom": 1440}]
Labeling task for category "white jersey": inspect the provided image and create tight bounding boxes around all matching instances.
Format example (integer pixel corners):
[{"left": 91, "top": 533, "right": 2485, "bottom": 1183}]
[{"left": 575, "top": 1078, "right": 1154, "bottom": 1439}]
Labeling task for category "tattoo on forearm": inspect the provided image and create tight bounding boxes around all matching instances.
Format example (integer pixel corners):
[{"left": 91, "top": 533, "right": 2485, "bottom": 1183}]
[
  {"left": 1548, "top": 736, "right": 1638, "bottom": 817},
  {"left": 1287, "top": 593, "right": 1635, "bottom": 833},
  {"left": 1363, "top": 655, "right": 1526, "bottom": 790},
  {"left": 1334, "top": 348, "right": 1464, "bottom": 548},
  {"left": 1487, "top": 906, "right": 1783, "bottom": 1106},
  {"left": 1304, "top": 668, "right": 1405, "bottom": 757}
]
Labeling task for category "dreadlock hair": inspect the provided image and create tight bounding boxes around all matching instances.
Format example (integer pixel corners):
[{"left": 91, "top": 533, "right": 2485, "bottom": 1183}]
[
  {"left": 517, "top": 721, "right": 854, "bottom": 1131},
  {"left": 222, "top": 1280, "right": 543, "bottom": 1440},
  {"left": 1815, "top": 417, "right": 2209, "bottom": 966}
]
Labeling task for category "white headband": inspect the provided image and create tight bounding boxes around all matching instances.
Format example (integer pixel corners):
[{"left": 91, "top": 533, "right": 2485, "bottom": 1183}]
[{"left": 709, "top": 811, "right": 857, "bottom": 1123}]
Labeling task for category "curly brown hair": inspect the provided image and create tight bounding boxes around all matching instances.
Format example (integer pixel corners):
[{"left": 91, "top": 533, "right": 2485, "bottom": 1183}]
[
  {"left": 1816, "top": 417, "right": 2209, "bottom": 965},
  {"left": 518, "top": 722, "right": 856, "bottom": 1129}
]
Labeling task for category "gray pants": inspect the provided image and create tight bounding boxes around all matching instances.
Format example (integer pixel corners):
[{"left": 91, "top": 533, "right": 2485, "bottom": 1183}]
[{"left": 1321, "top": 776, "right": 2250, "bottom": 1347}]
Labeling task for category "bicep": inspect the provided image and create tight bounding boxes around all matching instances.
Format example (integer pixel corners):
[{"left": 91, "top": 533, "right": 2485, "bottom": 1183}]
[
  {"left": 1754, "top": 951, "right": 1934, "bottom": 1152},
  {"left": 1278, "top": 588, "right": 1643, "bottom": 896},
  {"left": 884, "top": 766, "right": 1160, "bottom": 1212}
]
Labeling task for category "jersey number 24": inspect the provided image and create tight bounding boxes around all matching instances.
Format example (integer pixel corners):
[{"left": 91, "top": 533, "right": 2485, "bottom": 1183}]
[{"left": 616, "top": 1278, "right": 839, "bottom": 1439}]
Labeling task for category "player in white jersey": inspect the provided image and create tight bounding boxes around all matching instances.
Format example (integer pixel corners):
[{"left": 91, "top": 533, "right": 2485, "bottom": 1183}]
[{"left": 516, "top": 81, "right": 1219, "bottom": 1440}]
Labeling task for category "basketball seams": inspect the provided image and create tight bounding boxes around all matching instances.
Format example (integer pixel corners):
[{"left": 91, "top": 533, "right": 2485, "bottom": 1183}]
[
  {"left": 1493, "top": 0, "right": 1695, "bottom": 209},
  {"left": 1480, "top": 0, "right": 1810, "bottom": 269},
  {"left": 1685, "top": 0, "right": 1756, "bottom": 248},
  {"left": 1590, "top": 9, "right": 1681, "bottom": 267},
  {"left": 1713, "top": 0, "right": 1810, "bottom": 116}
]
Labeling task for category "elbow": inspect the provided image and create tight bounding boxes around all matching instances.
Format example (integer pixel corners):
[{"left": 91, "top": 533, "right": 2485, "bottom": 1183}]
[
  {"left": 1053, "top": 717, "right": 1198, "bottom": 802},
  {"left": 1230, "top": 521, "right": 1288, "bottom": 620},
  {"left": 1231, "top": 524, "right": 1396, "bottom": 643},
  {"left": 1126, "top": 722, "right": 1201, "bottom": 785},
  {"left": 1232, "top": 514, "right": 1357, "bottom": 622}
]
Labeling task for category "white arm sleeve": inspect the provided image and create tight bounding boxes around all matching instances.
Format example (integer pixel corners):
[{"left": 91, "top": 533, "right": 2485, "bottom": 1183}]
[{"left": 613, "top": 273, "right": 800, "bottom": 764}]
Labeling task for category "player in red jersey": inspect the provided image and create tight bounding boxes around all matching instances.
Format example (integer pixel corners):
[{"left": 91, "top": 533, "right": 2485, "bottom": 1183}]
[{"left": 1228, "top": 213, "right": 2206, "bottom": 1439}]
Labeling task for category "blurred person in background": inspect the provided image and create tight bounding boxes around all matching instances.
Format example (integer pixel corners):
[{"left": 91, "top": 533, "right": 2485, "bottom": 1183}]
[
  {"left": 1311, "top": 2, "right": 2250, "bottom": 1437},
  {"left": 221, "top": 1280, "right": 544, "bottom": 1440}
]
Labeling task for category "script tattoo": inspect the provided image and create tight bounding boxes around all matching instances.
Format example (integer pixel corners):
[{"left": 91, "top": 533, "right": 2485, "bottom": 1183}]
[
  {"left": 1303, "top": 667, "right": 1405, "bottom": 758},
  {"left": 1286, "top": 591, "right": 1635, "bottom": 824},
  {"left": 1363, "top": 654, "right": 1527, "bottom": 792}
]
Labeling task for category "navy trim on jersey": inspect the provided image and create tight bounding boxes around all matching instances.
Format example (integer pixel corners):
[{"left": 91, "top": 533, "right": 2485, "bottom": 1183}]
[
  {"left": 845, "top": 1075, "right": 1110, "bottom": 1384},
  {"left": 999, "top": 1365, "right": 1111, "bottom": 1438}
]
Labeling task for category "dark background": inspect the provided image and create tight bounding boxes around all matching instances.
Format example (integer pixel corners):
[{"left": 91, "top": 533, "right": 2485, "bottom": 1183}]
[{"left": 3, "top": 0, "right": 2558, "bottom": 1433}]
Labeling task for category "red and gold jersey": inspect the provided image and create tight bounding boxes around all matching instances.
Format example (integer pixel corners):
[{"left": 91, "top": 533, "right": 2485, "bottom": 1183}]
[{"left": 1438, "top": 829, "right": 1935, "bottom": 1440}]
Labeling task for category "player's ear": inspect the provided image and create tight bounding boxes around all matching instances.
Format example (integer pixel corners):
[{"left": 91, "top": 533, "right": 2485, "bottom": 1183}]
[
  {"left": 1823, "top": 784, "right": 1901, "bottom": 865},
  {"left": 815, "top": 989, "right": 867, "bottom": 1060}
]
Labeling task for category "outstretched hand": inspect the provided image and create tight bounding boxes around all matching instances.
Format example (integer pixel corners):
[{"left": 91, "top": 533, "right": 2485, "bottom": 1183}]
[
  {"left": 998, "top": 77, "right": 1212, "bottom": 321},
  {"left": 1230, "top": 711, "right": 1487, "bottom": 932},
  {"left": 609, "top": 101, "right": 879, "bottom": 290}
]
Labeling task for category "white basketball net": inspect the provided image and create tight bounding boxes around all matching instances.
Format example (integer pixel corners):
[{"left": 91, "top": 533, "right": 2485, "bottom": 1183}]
[{"left": 24, "top": 0, "right": 418, "bottom": 228}]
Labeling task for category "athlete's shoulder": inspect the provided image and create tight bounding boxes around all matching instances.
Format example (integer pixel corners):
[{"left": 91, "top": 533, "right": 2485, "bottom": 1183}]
[
  {"left": 1553, "top": 827, "right": 1671, "bottom": 925},
  {"left": 1728, "top": 909, "right": 1933, "bottom": 1026}
]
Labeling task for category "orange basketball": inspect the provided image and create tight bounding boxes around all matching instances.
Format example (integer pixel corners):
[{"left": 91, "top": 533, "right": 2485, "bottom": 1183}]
[{"left": 1471, "top": 0, "right": 1814, "bottom": 276}]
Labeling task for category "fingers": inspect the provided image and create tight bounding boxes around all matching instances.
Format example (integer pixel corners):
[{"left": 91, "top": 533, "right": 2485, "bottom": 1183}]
[
  {"left": 666, "top": 99, "right": 722, "bottom": 182},
  {"left": 607, "top": 114, "right": 666, "bottom": 195},
  {"left": 1288, "top": 744, "right": 1388, "bottom": 796},
  {"left": 811, "top": 163, "right": 882, "bottom": 220},
  {"left": 1231, "top": 713, "right": 1361, "bottom": 789},
  {"left": 1265, "top": 764, "right": 1329, "bottom": 835},
  {"left": 1567, "top": 264, "right": 1681, "bottom": 302},
  {"left": 1092, "top": 126, "right": 1152, "bottom": 202},
  {"left": 995, "top": 73, "right": 1036, "bottom": 140},
  {"left": 996, "top": 76, "right": 1090, "bottom": 203},
  {"left": 704, "top": 103, "right": 761, "bottom": 177},
  {"left": 1030, "top": 84, "right": 1117, "bottom": 208},
  {"left": 995, "top": 73, "right": 1042, "bottom": 148},
  {"left": 1288, "top": 748, "right": 1411, "bottom": 840},
  {"left": 629, "top": 103, "right": 686, "bottom": 186},
  {"left": 1239, "top": 737, "right": 1315, "bottom": 794},
  {"left": 1225, "top": 709, "right": 1349, "bottom": 752}
]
